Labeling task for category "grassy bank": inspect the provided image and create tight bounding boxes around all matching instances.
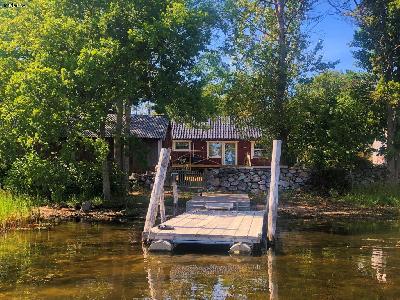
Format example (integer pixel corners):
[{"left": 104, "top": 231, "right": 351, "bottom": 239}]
[
  {"left": 0, "top": 190, "right": 35, "bottom": 231},
  {"left": 342, "top": 183, "right": 400, "bottom": 207}
]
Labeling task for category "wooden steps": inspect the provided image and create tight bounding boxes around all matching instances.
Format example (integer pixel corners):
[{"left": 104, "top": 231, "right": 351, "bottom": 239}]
[{"left": 186, "top": 193, "right": 251, "bottom": 212}]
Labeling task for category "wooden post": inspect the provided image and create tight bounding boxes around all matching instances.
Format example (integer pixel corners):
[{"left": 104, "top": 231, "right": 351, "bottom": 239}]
[
  {"left": 159, "top": 187, "right": 166, "bottom": 223},
  {"left": 143, "top": 148, "right": 171, "bottom": 238},
  {"left": 172, "top": 173, "right": 179, "bottom": 216},
  {"left": 267, "top": 140, "right": 282, "bottom": 244}
]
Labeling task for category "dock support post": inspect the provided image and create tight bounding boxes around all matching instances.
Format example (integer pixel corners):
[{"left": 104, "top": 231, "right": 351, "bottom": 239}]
[
  {"left": 267, "top": 140, "right": 282, "bottom": 245},
  {"left": 172, "top": 173, "right": 179, "bottom": 216},
  {"left": 159, "top": 187, "right": 166, "bottom": 223},
  {"left": 143, "top": 148, "right": 171, "bottom": 240}
]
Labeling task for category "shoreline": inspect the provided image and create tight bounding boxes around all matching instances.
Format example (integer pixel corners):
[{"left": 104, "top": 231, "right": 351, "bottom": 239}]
[{"left": 2, "top": 196, "right": 400, "bottom": 233}]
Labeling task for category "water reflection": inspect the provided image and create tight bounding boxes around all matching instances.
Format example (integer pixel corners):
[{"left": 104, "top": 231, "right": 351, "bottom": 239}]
[
  {"left": 1, "top": 220, "right": 400, "bottom": 299},
  {"left": 371, "top": 247, "right": 387, "bottom": 283}
]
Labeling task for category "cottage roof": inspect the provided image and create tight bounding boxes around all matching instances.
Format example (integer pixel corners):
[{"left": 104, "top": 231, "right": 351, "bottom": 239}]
[
  {"left": 85, "top": 114, "right": 169, "bottom": 140},
  {"left": 171, "top": 116, "right": 261, "bottom": 140}
]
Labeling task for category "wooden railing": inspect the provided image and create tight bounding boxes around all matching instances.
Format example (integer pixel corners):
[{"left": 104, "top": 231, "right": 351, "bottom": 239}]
[{"left": 171, "top": 169, "right": 204, "bottom": 189}]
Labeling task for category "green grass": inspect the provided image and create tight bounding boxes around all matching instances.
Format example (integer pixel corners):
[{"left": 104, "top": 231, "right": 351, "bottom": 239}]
[
  {"left": 0, "top": 189, "right": 35, "bottom": 231},
  {"left": 342, "top": 183, "right": 400, "bottom": 207}
]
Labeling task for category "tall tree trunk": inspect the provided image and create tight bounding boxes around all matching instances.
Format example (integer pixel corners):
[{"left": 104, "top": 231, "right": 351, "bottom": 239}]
[
  {"left": 386, "top": 103, "right": 400, "bottom": 183},
  {"left": 100, "top": 121, "right": 111, "bottom": 201},
  {"left": 122, "top": 99, "right": 131, "bottom": 196},
  {"left": 274, "top": 0, "right": 288, "bottom": 141},
  {"left": 114, "top": 98, "right": 123, "bottom": 170}
]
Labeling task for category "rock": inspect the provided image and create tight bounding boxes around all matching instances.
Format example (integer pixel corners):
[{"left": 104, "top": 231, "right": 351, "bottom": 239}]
[
  {"left": 228, "top": 177, "right": 235, "bottom": 182},
  {"left": 259, "top": 184, "right": 267, "bottom": 191},
  {"left": 295, "top": 177, "right": 303, "bottom": 183},
  {"left": 238, "top": 183, "right": 247, "bottom": 191},
  {"left": 229, "top": 242, "right": 252, "bottom": 255},
  {"left": 210, "top": 177, "right": 220, "bottom": 187},
  {"left": 221, "top": 181, "right": 230, "bottom": 188},
  {"left": 230, "top": 180, "right": 239, "bottom": 186},
  {"left": 149, "top": 240, "right": 174, "bottom": 252},
  {"left": 81, "top": 201, "right": 92, "bottom": 213},
  {"left": 258, "top": 180, "right": 266, "bottom": 185},
  {"left": 251, "top": 183, "right": 259, "bottom": 189},
  {"left": 228, "top": 186, "right": 238, "bottom": 191},
  {"left": 251, "top": 175, "right": 261, "bottom": 182}
]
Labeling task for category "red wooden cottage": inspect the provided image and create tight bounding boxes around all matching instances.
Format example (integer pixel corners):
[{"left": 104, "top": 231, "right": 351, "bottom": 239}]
[{"left": 167, "top": 116, "right": 269, "bottom": 169}]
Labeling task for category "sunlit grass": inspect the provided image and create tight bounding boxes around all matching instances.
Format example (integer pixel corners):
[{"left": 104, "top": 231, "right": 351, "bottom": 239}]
[
  {"left": 0, "top": 189, "right": 34, "bottom": 231},
  {"left": 343, "top": 183, "right": 400, "bottom": 207}
]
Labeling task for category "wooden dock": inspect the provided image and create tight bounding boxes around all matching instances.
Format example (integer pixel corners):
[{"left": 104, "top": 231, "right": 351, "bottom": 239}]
[
  {"left": 143, "top": 141, "right": 282, "bottom": 254},
  {"left": 147, "top": 210, "right": 265, "bottom": 246}
]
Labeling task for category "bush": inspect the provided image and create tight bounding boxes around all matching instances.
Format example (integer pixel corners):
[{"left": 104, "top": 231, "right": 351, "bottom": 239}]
[{"left": 309, "top": 168, "right": 350, "bottom": 195}]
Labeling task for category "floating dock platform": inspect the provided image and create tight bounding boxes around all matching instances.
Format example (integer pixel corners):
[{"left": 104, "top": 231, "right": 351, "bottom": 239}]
[{"left": 145, "top": 192, "right": 266, "bottom": 254}]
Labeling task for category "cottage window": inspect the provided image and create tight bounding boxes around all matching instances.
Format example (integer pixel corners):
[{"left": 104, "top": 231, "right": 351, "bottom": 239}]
[
  {"left": 252, "top": 142, "right": 265, "bottom": 158},
  {"left": 208, "top": 142, "right": 222, "bottom": 158},
  {"left": 173, "top": 141, "right": 190, "bottom": 151}
]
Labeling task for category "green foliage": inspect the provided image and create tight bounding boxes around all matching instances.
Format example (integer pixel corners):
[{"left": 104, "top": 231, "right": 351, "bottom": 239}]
[
  {"left": 287, "top": 71, "right": 384, "bottom": 169},
  {"left": 350, "top": 0, "right": 400, "bottom": 180},
  {"left": 0, "top": 0, "right": 218, "bottom": 200},
  {"left": 343, "top": 183, "right": 400, "bottom": 207},
  {"left": 0, "top": 190, "right": 33, "bottom": 227},
  {"left": 222, "top": 0, "right": 336, "bottom": 140}
]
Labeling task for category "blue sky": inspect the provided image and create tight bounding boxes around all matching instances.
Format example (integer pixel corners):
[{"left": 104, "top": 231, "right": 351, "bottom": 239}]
[{"left": 310, "top": 3, "right": 360, "bottom": 71}]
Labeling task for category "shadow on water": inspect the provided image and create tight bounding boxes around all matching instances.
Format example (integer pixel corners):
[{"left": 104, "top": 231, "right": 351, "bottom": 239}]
[{"left": 0, "top": 218, "right": 400, "bottom": 299}]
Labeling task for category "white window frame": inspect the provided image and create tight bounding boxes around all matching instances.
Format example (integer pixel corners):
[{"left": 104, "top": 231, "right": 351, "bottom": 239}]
[
  {"left": 207, "top": 141, "right": 238, "bottom": 165},
  {"left": 251, "top": 141, "right": 265, "bottom": 158},
  {"left": 173, "top": 140, "right": 191, "bottom": 151},
  {"left": 207, "top": 141, "right": 222, "bottom": 158}
]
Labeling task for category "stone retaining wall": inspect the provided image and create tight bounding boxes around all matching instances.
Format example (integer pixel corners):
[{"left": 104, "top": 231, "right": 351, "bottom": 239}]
[
  {"left": 204, "top": 167, "right": 309, "bottom": 194},
  {"left": 131, "top": 166, "right": 388, "bottom": 194}
]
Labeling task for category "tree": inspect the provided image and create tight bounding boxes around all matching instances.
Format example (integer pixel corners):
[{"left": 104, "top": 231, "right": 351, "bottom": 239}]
[
  {"left": 223, "top": 0, "right": 335, "bottom": 145},
  {"left": 0, "top": 0, "right": 218, "bottom": 200},
  {"left": 287, "top": 71, "right": 384, "bottom": 169},
  {"left": 329, "top": 0, "right": 400, "bottom": 181}
]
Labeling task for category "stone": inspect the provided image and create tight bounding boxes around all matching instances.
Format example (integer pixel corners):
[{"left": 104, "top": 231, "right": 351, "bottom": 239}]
[
  {"left": 228, "top": 186, "right": 238, "bottom": 191},
  {"left": 229, "top": 242, "right": 252, "bottom": 255},
  {"left": 238, "top": 174, "right": 246, "bottom": 180},
  {"left": 221, "top": 181, "right": 230, "bottom": 188},
  {"left": 210, "top": 177, "right": 220, "bottom": 187},
  {"left": 230, "top": 180, "right": 239, "bottom": 186},
  {"left": 279, "top": 180, "right": 289, "bottom": 188},
  {"left": 149, "top": 240, "right": 174, "bottom": 252},
  {"left": 251, "top": 183, "right": 259, "bottom": 189},
  {"left": 81, "top": 201, "right": 92, "bottom": 213},
  {"left": 258, "top": 180, "right": 266, "bottom": 185},
  {"left": 251, "top": 175, "right": 261, "bottom": 182},
  {"left": 295, "top": 177, "right": 303, "bottom": 183},
  {"left": 228, "top": 177, "right": 235, "bottom": 182},
  {"left": 259, "top": 184, "right": 267, "bottom": 191},
  {"left": 238, "top": 183, "right": 247, "bottom": 191}
]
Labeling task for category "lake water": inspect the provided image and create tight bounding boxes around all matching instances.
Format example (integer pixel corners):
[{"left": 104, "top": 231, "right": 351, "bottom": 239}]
[{"left": 1, "top": 218, "right": 400, "bottom": 299}]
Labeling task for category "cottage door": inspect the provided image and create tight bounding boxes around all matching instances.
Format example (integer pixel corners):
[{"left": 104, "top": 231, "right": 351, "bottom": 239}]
[{"left": 223, "top": 142, "right": 237, "bottom": 165}]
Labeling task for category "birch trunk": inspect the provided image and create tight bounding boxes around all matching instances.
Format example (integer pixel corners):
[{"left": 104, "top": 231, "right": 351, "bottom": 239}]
[
  {"left": 114, "top": 98, "right": 123, "bottom": 170},
  {"left": 100, "top": 121, "right": 111, "bottom": 201},
  {"left": 122, "top": 99, "right": 131, "bottom": 195},
  {"left": 386, "top": 103, "right": 400, "bottom": 183}
]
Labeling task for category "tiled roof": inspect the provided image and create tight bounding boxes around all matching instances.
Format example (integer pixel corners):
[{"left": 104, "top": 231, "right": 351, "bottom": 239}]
[
  {"left": 85, "top": 114, "right": 169, "bottom": 139},
  {"left": 171, "top": 116, "right": 261, "bottom": 140}
]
